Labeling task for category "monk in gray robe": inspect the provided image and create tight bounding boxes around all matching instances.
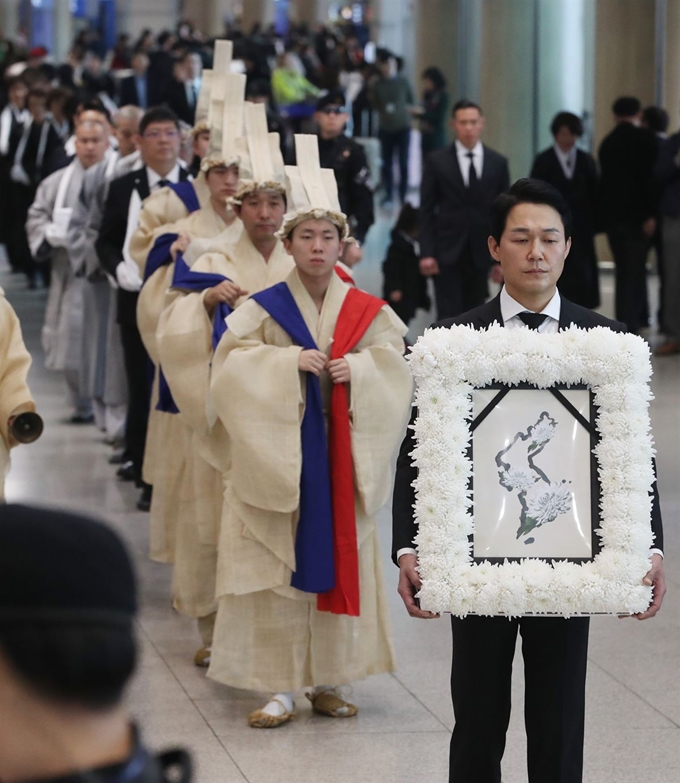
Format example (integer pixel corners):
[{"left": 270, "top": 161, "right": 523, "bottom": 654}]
[{"left": 26, "top": 120, "right": 109, "bottom": 421}]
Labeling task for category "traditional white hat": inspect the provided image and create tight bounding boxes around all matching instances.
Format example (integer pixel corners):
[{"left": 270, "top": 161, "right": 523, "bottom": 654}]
[
  {"left": 190, "top": 39, "right": 231, "bottom": 137},
  {"left": 231, "top": 102, "right": 287, "bottom": 203},
  {"left": 276, "top": 134, "right": 349, "bottom": 240},
  {"left": 199, "top": 40, "right": 247, "bottom": 171}
]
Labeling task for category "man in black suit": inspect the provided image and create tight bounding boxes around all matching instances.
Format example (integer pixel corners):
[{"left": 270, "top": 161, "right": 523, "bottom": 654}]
[
  {"left": 162, "top": 52, "right": 202, "bottom": 126},
  {"left": 96, "top": 106, "right": 187, "bottom": 512},
  {"left": 531, "top": 111, "right": 600, "bottom": 309},
  {"left": 118, "top": 52, "right": 151, "bottom": 110},
  {"left": 599, "top": 97, "right": 658, "bottom": 334},
  {"left": 419, "top": 99, "right": 510, "bottom": 320},
  {"left": 393, "top": 179, "right": 666, "bottom": 783}
]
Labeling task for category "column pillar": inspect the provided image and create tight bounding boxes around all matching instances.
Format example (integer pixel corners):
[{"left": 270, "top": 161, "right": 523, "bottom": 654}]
[
  {"left": 53, "top": 0, "right": 74, "bottom": 62},
  {"left": 663, "top": 0, "right": 680, "bottom": 131},
  {"left": 242, "top": 0, "right": 275, "bottom": 31},
  {"left": 0, "top": 0, "right": 20, "bottom": 42},
  {"left": 592, "top": 0, "right": 655, "bottom": 149}
]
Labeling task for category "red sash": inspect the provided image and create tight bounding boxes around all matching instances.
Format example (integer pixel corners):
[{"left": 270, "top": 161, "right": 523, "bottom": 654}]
[
  {"left": 334, "top": 264, "right": 356, "bottom": 286},
  {"left": 317, "top": 287, "right": 385, "bottom": 616}
]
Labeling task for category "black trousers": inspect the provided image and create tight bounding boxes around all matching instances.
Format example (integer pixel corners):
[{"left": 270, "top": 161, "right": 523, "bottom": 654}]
[
  {"left": 606, "top": 223, "right": 651, "bottom": 334},
  {"left": 119, "top": 319, "right": 151, "bottom": 487},
  {"left": 379, "top": 127, "right": 410, "bottom": 202},
  {"left": 449, "top": 615, "right": 590, "bottom": 783},
  {"left": 434, "top": 248, "right": 489, "bottom": 320}
]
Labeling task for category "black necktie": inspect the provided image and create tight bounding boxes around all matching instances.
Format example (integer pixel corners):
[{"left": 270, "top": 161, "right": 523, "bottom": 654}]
[
  {"left": 157, "top": 178, "right": 170, "bottom": 189},
  {"left": 518, "top": 312, "right": 548, "bottom": 330},
  {"left": 467, "top": 151, "right": 478, "bottom": 188}
]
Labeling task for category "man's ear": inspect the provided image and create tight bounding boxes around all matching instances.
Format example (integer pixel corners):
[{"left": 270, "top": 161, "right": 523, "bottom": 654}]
[
  {"left": 283, "top": 236, "right": 293, "bottom": 256},
  {"left": 563, "top": 236, "right": 572, "bottom": 260},
  {"left": 488, "top": 235, "right": 501, "bottom": 263}
]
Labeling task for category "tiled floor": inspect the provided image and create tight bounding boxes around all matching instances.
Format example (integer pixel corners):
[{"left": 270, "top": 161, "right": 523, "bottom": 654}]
[{"left": 2, "top": 222, "right": 679, "bottom": 782}]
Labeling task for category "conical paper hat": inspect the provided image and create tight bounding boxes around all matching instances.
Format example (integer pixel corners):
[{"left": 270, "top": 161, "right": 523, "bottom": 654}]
[
  {"left": 201, "top": 41, "right": 247, "bottom": 170},
  {"left": 277, "top": 134, "right": 349, "bottom": 239},
  {"left": 232, "top": 102, "right": 286, "bottom": 202}
]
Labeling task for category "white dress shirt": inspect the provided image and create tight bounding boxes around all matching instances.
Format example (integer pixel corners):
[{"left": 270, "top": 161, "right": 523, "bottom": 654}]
[
  {"left": 553, "top": 144, "right": 577, "bottom": 181},
  {"left": 455, "top": 140, "right": 483, "bottom": 187},
  {"left": 146, "top": 163, "right": 181, "bottom": 192},
  {"left": 500, "top": 286, "right": 561, "bottom": 333}
]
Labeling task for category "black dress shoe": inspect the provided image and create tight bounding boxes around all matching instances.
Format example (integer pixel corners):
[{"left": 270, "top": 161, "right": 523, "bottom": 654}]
[
  {"left": 70, "top": 413, "right": 95, "bottom": 424},
  {"left": 108, "top": 450, "right": 126, "bottom": 465},
  {"left": 136, "top": 485, "right": 152, "bottom": 512},
  {"left": 116, "top": 461, "right": 136, "bottom": 481}
]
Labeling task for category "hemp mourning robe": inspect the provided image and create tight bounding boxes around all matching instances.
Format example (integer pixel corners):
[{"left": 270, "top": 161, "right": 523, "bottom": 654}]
[
  {"left": 206, "top": 268, "right": 413, "bottom": 692},
  {"left": 128, "top": 176, "right": 210, "bottom": 276},
  {"left": 26, "top": 159, "right": 91, "bottom": 414},
  {"left": 0, "top": 288, "right": 36, "bottom": 500},
  {"left": 155, "top": 231, "right": 293, "bottom": 619},
  {"left": 137, "top": 203, "right": 241, "bottom": 565}
]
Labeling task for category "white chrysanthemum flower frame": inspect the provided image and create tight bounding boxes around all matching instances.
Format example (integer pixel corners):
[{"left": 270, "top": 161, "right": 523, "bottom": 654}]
[{"left": 408, "top": 323, "right": 656, "bottom": 617}]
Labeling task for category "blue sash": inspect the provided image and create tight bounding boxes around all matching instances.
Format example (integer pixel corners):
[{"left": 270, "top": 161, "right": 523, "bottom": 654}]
[
  {"left": 250, "top": 283, "right": 335, "bottom": 595},
  {"left": 154, "top": 256, "right": 233, "bottom": 414},
  {"left": 143, "top": 181, "right": 199, "bottom": 282}
]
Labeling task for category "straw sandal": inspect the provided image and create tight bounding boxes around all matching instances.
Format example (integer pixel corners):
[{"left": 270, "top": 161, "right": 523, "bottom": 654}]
[
  {"left": 307, "top": 688, "right": 358, "bottom": 718},
  {"left": 248, "top": 698, "right": 296, "bottom": 729},
  {"left": 193, "top": 646, "right": 212, "bottom": 668}
]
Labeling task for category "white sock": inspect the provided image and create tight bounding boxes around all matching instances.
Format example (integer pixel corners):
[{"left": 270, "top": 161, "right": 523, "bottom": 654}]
[{"left": 261, "top": 692, "right": 294, "bottom": 717}]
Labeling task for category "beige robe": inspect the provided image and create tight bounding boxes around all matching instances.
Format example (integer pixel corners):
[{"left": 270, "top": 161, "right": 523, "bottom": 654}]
[
  {"left": 206, "top": 269, "right": 413, "bottom": 692},
  {"left": 156, "top": 233, "right": 293, "bottom": 619},
  {"left": 137, "top": 203, "right": 240, "bottom": 564},
  {"left": 129, "top": 176, "right": 211, "bottom": 275},
  {"left": 0, "top": 288, "right": 36, "bottom": 500}
]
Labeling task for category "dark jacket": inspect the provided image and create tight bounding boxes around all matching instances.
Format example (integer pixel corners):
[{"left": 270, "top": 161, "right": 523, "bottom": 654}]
[
  {"left": 419, "top": 143, "right": 510, "bottom": 270},
  {"left": 530, "top": 146, "right": 600, "bottom": 308},
  {"left": 419, "top": 88, "right": 449, "bottom": 154},
  {"left": 119, "top": 74, "right": 149, "bottom": 109},
  {"left": 316, "top": 134, "right": 374, "bottom": 242},
  {"left": 382, "top": 231, "right": 430, "bottom": 325},
  {"left": 598, "top": 122, "right": 658, "bottom": 228},
  {"left": 391, "top": 293, "right": 664, "bottom": 560},
  {"left": 162, "top": 79, "right": 196, "bottom": 125},
  {"left": 654, "top": 131, "right": 680, "bottom": 218}
]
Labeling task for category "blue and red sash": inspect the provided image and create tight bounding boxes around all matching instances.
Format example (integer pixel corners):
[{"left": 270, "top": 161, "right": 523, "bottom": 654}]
[{"left": 251, "top": 282, "right": 384, "bottom": 616}]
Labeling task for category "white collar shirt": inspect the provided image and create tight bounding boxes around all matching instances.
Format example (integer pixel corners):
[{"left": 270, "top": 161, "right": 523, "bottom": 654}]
[
  {"left": 553, "top": 144, "right": 577, "bottom": 180},
  {"left": 455, "top": 140, "right": 484, "bottom": 187},
  {"left": 500, "top": 285, "right": 561, "bottom": 334},
  {"left": 146, "top": 163, "right": 180, "bottom": 192}
]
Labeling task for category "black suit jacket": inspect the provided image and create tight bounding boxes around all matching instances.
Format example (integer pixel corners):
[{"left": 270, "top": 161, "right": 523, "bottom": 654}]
[
  {"left": 530, "top": 147, "right": 600, "bottom": 308},
  {"left": 95, "top": 166, "right": 191, "bottom": 324},
  {"left": 162, "top": 79, "right": 196, "bottom": 125},
  {"left": 119, "top": 75, "right": 148, "bottom": 109},
  {"left": 419, "top": 144, "right": 510, "bottom": 270},
  {"left": 598, "top": 122, "right": 658, "bottom": 228},
  {"left": 392, "top": 294, "right": 664, "bottom": 560}
]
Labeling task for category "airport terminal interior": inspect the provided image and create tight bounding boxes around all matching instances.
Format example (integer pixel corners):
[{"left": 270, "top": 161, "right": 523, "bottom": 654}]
[{"left": 0, "top": 1, "right": 679, "bottom": 782}]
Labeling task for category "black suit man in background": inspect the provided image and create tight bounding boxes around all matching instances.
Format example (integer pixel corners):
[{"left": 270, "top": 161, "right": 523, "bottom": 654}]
[
  {"left": 163, "top": 52, "right": 202, "bottom": 126},
  {"left": 598, "top": 97, "right": 658, "bottom": 334},
  {"left": 119, "top": 51, "right": 151, "bottom": 110},
  {"left": 393, "top": 179, "right": 666, "bottom": 783},
  {"left": 419, "top": 99, "right": 510, "bottom": 320},
  {"left": 531, "top": 111, "right": 600, "bottom": 309},
  {"left": 96, "top": 107, "right": 188, "bottom": 511}
]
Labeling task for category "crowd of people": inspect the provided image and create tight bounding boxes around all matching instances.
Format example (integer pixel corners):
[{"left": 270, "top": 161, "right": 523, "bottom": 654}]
[{"left": 0, "top": 21, "right": 670, "bottom": 783}]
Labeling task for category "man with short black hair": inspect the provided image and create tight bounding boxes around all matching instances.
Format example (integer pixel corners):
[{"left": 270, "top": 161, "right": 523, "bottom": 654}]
[
  {"left": 96, "top": 106, "right": 188, "bottom": 511},
  {"left": 393, "top": 178, "right": 665, "bottom": 783},
  {"left": 0, "top": 503, "right": 192, "bottom": 782},
  {"left": 419, "top": 99, "right": 510, "bottom": 320},
  {"left": 599, "top": 96, "right": 658, "bottom": 334}
]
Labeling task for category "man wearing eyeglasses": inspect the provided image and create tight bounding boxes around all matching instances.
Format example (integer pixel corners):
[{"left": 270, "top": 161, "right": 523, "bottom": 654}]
[
  {"left": 96, "top": 107, "right": 190, "bottom": 512},
  {"left": 311, "top": 90, "right": 374, "bottom": 266}
]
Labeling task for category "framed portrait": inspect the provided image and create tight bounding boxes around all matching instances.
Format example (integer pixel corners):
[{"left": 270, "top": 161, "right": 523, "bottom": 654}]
[{"left": 408, "top": 324, "right": 656, "bottom": 617}]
